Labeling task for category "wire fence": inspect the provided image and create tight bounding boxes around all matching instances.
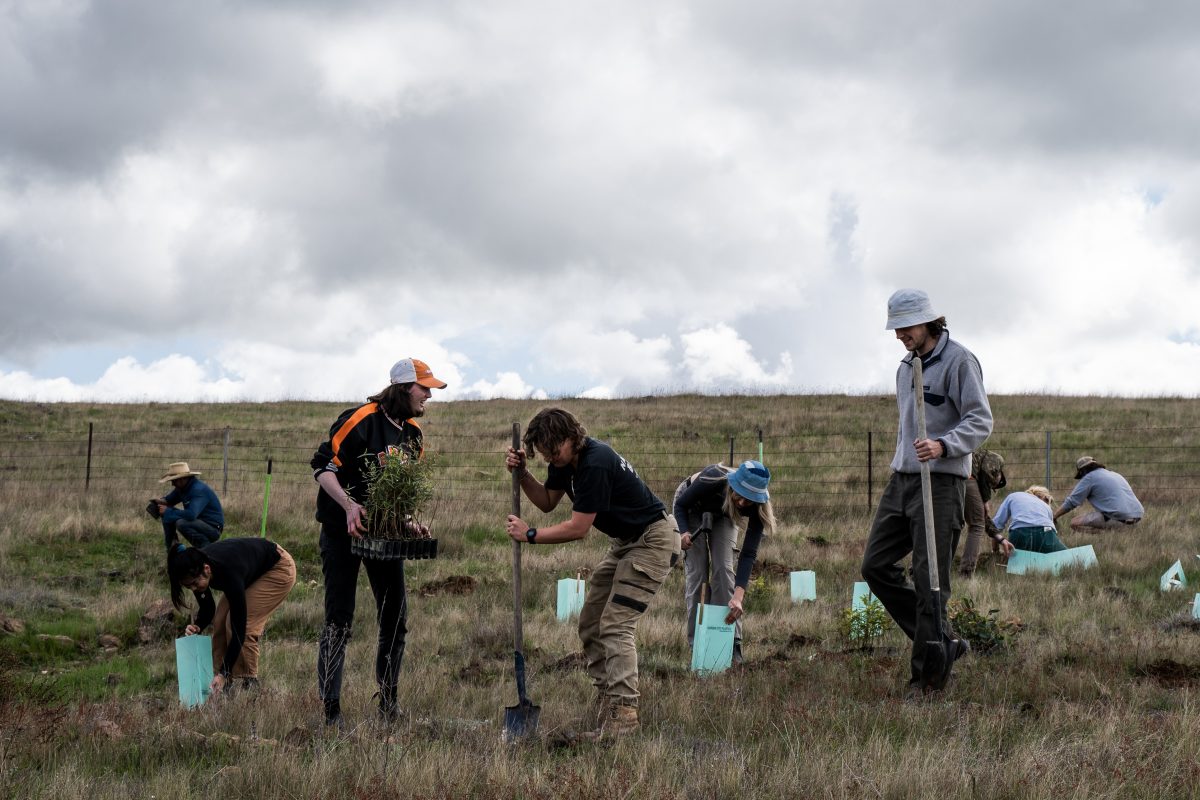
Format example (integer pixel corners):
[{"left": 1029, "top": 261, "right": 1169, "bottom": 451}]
[{"left": 2, "top": 420, "right": 1196, "bottom": 520}]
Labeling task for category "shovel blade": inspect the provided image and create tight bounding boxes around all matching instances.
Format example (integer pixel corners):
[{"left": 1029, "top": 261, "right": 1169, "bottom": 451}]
[
  {"left": 921, "top": 637, "right": 956, "bottom": 690},
  {"left": 503, "top": 700, "right": 541, "bottom": 741}
]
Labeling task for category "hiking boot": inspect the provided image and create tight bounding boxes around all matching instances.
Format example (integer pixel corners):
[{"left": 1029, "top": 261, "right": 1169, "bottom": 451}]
[
  {"left": 376, "top": 690, "right": 403, "bottom": 726},
  {"left": 323, "top": 698, "right": 344, "bottom": 731},
  {"left": 925, "top": 638, "right": 969, "bottom": 691},
  {"left": 605, "top": 704, "right": 639, "bottom": 737},
  {"left": 577, "top": 703, "right": 639, "bottom": 743},
  {"left": 240, "top": 677, "right": 260, "bottom": 692}
]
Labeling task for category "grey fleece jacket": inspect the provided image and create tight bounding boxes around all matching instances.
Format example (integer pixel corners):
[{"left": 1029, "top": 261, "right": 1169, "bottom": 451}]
[{"left": 890, "top": 332, "right": 993, "bottom": 478}]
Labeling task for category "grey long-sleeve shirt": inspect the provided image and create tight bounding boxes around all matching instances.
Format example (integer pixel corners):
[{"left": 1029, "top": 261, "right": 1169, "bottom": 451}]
[
  {"left": 1060, "top": 468, "right": 1144, "bottom": 521},
  {"left": 891, "top": 333, "right": 993, "bottom": 478}
]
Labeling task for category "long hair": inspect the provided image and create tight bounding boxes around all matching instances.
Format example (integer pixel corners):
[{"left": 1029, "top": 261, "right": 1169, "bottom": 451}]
[
  {"left": 167, "top": 545, "right": 210, "bottom": 611},
  {"left": 700, "top": 463, "right": 777, "bottom": 537},
  {"left": 368, "top": 382, "right": 420, "bottom": 421},
  {"left": 523, "top": 408, "right": 588, "bottom": 457}
]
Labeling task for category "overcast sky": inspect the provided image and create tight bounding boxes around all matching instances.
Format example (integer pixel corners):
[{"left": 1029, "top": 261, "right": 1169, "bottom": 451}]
[{"left": 2, "top": 0, "right": 1199, "bottom": 403}]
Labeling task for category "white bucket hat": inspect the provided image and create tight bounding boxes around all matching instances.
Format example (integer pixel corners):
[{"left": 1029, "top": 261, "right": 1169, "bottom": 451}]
[{"left": 885, "top": 288, "right": 939, "bottom": 330}]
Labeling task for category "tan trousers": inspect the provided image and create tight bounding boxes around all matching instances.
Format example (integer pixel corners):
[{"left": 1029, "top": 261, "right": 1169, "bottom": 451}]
[
  {"left": 577, "top": 516, "right": 680, "bottom": 707},
  {"left": 212, "top": 545, "right": 297, "bottom": 679},
  {"left": 958, "top": 478, "right": 988, "bottom": 572}
]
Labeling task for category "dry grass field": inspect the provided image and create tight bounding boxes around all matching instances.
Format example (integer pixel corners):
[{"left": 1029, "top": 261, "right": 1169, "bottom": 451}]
[{"left": 1, "top": 394, "right": 1199, "bottom": 799}]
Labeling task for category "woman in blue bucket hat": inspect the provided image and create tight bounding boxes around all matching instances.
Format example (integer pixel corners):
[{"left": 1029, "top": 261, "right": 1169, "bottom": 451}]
[{"left": 673, "top": 459, "right": 775, "bottom": 664}]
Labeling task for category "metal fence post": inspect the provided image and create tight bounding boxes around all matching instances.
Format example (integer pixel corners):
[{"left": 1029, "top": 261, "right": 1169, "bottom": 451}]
[
  {"left": 1045, "top": 431, "right": 1052, "bottom": 491},
  {"left": 867, "top": 430, "right": 873, "bottom": 512},
  {"left": 85, "top": 422, "right": 93, "bottom": 491},
  {"left": 728, "top": 436, "right": 735, "bottom": 465},
  {"left": 222, "top": 426, "right": 231, "bottom": 496},
  {"left": 757, "top": 428, "right": 763, "bottom": 462}
]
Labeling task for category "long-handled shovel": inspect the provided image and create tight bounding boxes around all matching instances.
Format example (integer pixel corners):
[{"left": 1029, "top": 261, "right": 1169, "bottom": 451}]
[
  {"left": 911, "top": 355, "right": 958, "bottom": 689},
  {"left": 504, "top": 422, "right": 540, "bottom": 740}
]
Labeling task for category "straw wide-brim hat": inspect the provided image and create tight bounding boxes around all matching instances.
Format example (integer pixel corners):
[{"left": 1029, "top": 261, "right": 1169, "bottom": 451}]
[{"left": 159, "top": 462, "right": 202, "bottom": 483}]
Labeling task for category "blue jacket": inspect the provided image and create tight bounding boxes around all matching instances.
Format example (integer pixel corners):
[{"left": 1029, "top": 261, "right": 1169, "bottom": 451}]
[{"left": 162, "top": 478, "right": 224, "bottom": 529}]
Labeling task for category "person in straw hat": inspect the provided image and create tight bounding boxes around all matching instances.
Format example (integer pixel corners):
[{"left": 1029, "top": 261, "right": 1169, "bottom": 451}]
[{"left": 148, "top": 461, "right": 224, "bottom": 550}]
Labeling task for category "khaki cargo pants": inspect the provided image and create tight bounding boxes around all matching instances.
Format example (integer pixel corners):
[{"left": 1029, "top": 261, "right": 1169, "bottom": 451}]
[
  {"left": 211, "top": 545, "right": 297, "bottom": 679},
  {"left": 578, "top": 516, "right": 680, "bottom": 707}
]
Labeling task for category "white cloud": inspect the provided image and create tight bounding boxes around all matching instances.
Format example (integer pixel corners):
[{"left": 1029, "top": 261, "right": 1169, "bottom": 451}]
[
  {"left": 458, "top": 371, "right": 547, "bottom": 400},
  {"left": 2, "top": 2, "right": 1200, "bottom": 400},
  {"left": 679, "top": 323, "right": 793, "bottom": 390}
]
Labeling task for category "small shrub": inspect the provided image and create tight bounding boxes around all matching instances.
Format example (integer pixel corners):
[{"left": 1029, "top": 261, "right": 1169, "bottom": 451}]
[
  {"left": 744, "top": 575, "right": 774, "bottom": 614},
  {"left": 839, "top": 594, "right": 890, "bottom": 646},
  {"left": 948, "top": 596, "right": 1023, "bottom": 653}
]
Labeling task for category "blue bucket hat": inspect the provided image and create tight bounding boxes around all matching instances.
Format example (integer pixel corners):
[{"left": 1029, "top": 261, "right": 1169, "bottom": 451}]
[{"left": 728, "top": 460, "right": 771, "bottom": 504}]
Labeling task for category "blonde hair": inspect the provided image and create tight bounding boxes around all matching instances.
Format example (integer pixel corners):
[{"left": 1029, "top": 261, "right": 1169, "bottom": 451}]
[
  {"left": 690, "top": 464, "right": 777, "bottom": 537},
  {"left": 1026, "top": 485, "right": 1054, "bottom": 505},
  {"left": 724, "top": 487, "right": 777, "bottom": 536}
]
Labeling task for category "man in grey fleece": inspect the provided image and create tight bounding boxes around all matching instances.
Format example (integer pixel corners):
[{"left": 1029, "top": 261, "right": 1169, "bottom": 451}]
[{"left": 861, "top": 288, "right": 993, "bottom": 696}]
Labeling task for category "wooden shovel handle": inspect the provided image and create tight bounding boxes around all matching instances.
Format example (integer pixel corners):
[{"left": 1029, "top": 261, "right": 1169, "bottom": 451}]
[
  {"left": 511, "top": 423, "right": 524, "bottom": 653},
  {"left": 912, "top": 355, "right": 941, "bottom": 593}
]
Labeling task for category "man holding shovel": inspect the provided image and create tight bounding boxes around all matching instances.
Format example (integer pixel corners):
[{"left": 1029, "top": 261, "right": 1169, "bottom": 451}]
[
  {"left": 504, "top": 408, "right": 680, "bottom": 741},
  {"left": 861, "top": 289, "right": 993, "bottom": 698}
]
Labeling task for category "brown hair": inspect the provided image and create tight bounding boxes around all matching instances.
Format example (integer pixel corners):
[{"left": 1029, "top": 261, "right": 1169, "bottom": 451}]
[
  {"left": 368, "top": 382, "right": 420, "bottom": 420},
  {"left": 924, "top": 316, "right": 948, "bottom": 337},
  {"left": 523, "top": 408, "right": 588, "bottom": 457}
]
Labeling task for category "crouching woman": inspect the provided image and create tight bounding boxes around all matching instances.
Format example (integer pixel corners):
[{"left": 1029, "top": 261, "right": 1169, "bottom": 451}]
[
  {"left": 674, "top": 460, "right": 775, "bottom": 664},
  {"left": 169, "top": 537, "right": 297, "bottom": 695}
]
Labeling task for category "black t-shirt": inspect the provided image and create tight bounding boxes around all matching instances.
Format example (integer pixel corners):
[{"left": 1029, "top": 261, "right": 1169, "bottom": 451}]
[
  {"left": 544, "top": 438, "right": 665, "bottom": 541},
  {"left": 192, "top": 537, "right": 282, "bottom": 677},
  {"left": 311, "top": 402, "right": 423, "bottom": 526}
]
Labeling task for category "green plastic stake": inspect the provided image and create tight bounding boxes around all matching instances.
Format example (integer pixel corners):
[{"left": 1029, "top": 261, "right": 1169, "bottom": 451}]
[{"left": 260, "top": 458, "right": 273, "bottom": 537}]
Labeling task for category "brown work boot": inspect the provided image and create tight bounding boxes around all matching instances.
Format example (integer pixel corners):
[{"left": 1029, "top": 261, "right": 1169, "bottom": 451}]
[
  {"left": 577, "top": 703, "right": 639, "bottom": 743},
  {"left": 605, "top": 704, "right": 639, "bottom": 736}
]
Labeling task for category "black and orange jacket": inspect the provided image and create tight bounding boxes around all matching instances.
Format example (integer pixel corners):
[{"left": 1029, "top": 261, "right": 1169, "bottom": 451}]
[{"left": 311, "top": 402, "right": 423, "bottom": 525}]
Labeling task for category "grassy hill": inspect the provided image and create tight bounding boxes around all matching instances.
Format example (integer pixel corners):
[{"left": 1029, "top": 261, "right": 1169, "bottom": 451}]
[{"left": 1, "top": 395, "right": 1199, "bottom": 799}]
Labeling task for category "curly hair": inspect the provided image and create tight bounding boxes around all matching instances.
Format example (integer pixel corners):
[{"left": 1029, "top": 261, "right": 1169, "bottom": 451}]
[
  {"left": 523, "top": 408, "right": 588, "bottom": 458},
  {"left": 924, "top": 316, "right": 949, "bottom": 337}
]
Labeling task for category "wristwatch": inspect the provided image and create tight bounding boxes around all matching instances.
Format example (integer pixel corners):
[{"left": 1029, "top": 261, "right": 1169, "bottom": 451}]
[{"left": 525, "top": 527, "right": 538, "bottom": 543}]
